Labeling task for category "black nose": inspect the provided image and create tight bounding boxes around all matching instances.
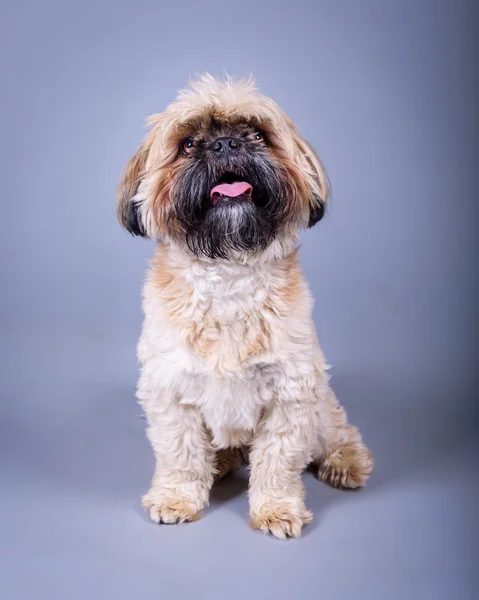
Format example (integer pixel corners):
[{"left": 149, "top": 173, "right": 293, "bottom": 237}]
[{"left": 212, "top": 137, "right": 240, "bottom": 154}]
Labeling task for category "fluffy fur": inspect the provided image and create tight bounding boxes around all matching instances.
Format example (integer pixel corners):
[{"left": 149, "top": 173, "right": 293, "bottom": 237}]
[{"left": 117, "top": 74, "right": 374, "bottom": 539}]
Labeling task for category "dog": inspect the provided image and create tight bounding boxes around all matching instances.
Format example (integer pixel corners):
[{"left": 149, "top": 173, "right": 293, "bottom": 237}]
[{"left": 116, "top": 74, "right": 374, "bottom": 539}]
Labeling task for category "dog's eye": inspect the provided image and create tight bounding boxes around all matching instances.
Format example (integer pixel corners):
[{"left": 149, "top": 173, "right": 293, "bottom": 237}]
[
  {"left": 181, "top": 137, "right": 195, "bottom": 155},
  {"left": 254, "top": 131, "right": 264, "bottom": 141}
]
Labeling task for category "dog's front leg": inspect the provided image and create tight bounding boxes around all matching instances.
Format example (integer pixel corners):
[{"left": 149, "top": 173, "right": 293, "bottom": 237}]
[
  {"left": 249, "top": 399, "right": 316, "bottom": 539},
  {"left": 140, "top": 393, "right": 215, "bottom": 525}
]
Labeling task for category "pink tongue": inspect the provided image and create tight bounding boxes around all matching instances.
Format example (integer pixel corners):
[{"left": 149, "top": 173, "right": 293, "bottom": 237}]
[{"left": 210, "top": 181, "right": 252, "bottom": 200}]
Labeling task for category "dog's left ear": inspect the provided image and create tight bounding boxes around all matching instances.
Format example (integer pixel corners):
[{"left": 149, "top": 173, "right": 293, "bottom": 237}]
[
  {"left": 116, "top": 124, "right": 159, "bottom": 237},
  {"left": 292, "top": 131, "right": 330, "bottom": 228}
]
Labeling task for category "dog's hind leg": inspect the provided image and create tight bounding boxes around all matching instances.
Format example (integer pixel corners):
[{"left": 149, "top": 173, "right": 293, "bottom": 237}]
[
  {"left": 215, "top": 447, "right": 248, "bottom": 480},
  {"left": 313, "top": 388, "right": 374, "bottom": 489}
]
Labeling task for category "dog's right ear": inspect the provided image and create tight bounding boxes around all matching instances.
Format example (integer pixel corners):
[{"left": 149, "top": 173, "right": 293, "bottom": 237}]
[
  {"left": 290, "top": 129, "right": 330, "bottom": 228},
  {"left": 116, "top": 128, "right": 156, "bottom": 237}
]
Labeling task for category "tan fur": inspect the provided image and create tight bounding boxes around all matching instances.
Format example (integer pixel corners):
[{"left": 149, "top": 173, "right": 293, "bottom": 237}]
[
  {"left": 142, "top": 489, "right": 203, "bottom": 524},
  {"left": 147, "top": 244, "right": 307, "bottom": 373},
  {"left": 215, "top": 448, "right": 246, "bottom": 480},
  {"left": 118, "top": 74, "right": 374, "bottom": 539},
  {"left": 250, "top": 501, "right": 313, "bottom": 540},
  {"left": 318, "top": 438, "right": 374, "bottom": 489}
]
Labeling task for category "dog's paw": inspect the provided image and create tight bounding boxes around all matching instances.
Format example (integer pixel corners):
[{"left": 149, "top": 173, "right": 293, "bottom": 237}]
[
  {"left": 318, "top": 442, "right": 374, "bottom": 489},
  {"left": 250, "top": 500, "right": 313, "bottom": 540},
  {"left": 142, "top": 489, "right": 203, "bottom": 524}
]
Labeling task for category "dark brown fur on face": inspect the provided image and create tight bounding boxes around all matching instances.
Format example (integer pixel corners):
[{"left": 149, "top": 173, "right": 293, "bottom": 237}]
[
  {"left": 116, "top": 76, "right": 329, "bottom": 258},
  {"left": 163, "top": 115, "right": 303, "bottom": 258}
]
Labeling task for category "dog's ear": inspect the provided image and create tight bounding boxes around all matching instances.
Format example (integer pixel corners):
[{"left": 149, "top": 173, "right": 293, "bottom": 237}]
[
  {"left": 308, "top": 192, "right": 326, "bottom": 228},
  {"left": 116, "top": 125, "right": 159, "bottom": 237},
  {"left": 292, "top": 130, "right": 330, "bottom": 228}
]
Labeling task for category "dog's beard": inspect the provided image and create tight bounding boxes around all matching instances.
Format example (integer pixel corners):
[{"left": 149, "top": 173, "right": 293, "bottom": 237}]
[
  {"left": 171, "top": 154, "right": 288, "bottom": 259},
  {"left": 187, "top": 200, "right": 274, "bottom": 259}
]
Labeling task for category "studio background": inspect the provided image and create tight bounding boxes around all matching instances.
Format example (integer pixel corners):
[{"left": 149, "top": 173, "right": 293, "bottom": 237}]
[{"left": 1, "top": 1, "right": 477, "bottom": 599}]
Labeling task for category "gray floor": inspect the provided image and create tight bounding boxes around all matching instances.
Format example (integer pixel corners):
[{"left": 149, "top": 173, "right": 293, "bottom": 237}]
[{"left": 1, "top": 1, "right": 477, "bottom": 598}]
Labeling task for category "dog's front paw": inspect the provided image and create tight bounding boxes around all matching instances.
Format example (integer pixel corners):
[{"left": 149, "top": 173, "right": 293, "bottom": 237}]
[
  {"left": 318, "top": 442, "right": 374, "bottom": 489},
  {"left": 142, "top": 488, "right": 204, "bottom": 524},
  {"left": 250, "top": 499, "right": 312, "bottom": 540}
]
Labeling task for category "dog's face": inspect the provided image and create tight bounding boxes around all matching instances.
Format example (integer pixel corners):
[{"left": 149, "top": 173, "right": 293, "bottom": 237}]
[{"left": 117, "top": 75, "right": 329, "bottom": 259}]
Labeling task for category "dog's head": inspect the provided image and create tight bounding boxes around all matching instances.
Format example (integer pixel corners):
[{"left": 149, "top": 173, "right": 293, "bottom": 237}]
[{"left": 117, "top": 74, "right": 329, "bottom": 259}]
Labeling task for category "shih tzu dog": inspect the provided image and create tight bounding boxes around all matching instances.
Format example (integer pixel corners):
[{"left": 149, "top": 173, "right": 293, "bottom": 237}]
[{"left": 116, "top": 74, "right": 374, "bottom": 539}]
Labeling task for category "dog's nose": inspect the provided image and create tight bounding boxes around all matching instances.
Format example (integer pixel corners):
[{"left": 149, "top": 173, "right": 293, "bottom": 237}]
[{"left": 212, "top": 137, "right": 240, "bottom": 154}]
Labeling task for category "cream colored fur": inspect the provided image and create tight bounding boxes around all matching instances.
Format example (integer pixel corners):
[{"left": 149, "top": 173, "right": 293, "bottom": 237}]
[
  {"left": 137, "top": 241, "right": 373, "bottom": 539},
  {"left": 120, "top": 75, "right": 374, "bottom": 539}
]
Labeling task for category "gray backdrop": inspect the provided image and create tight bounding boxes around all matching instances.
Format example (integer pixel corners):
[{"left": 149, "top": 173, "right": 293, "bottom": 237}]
[{"left": 1, "top": 1, "right": 477, "bottom": 599}]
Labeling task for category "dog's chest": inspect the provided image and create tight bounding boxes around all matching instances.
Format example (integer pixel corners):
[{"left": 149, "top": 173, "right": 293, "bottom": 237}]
[
  {"left": 165, "top": 272, "right": 280, "bottom": 446},
  {"left": 142, "top": 246, "right": 305, "bottom": 447},
  {"left": 185, "top": 305, "right": 272, "bottom": 376},
  {"left": 157, "top": 262, "right": 279, "bottom": 376},
  {"left": 190, "top": 366, "right": 275, "bottom": 448}
]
